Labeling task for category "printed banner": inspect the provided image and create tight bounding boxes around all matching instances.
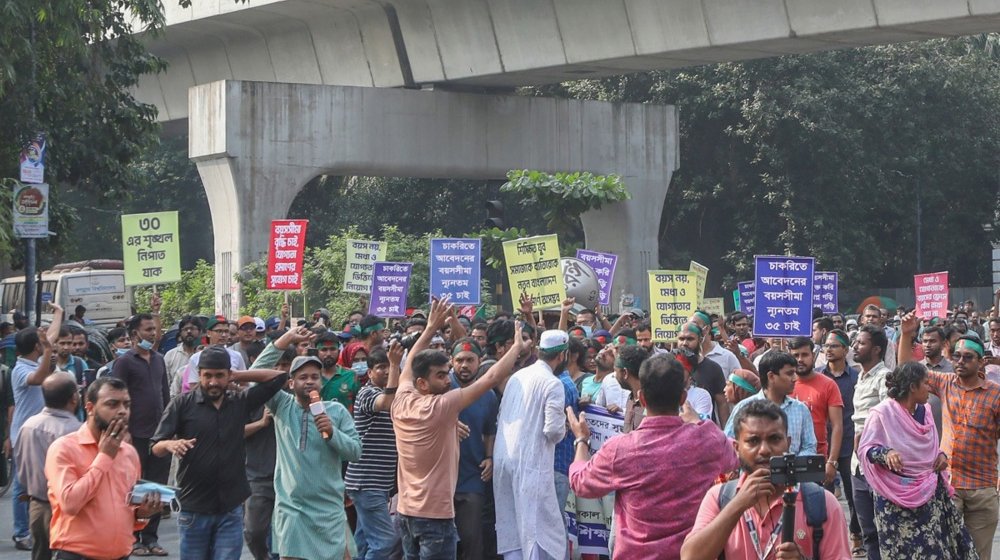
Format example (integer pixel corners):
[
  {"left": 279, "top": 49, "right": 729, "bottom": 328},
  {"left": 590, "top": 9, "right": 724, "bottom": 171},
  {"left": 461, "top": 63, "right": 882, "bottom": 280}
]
[
  {"left": 648, "top": 270, "right": 698, "bottom": 342},
  {"left": 19, "top": 134, "right": 45, "bottom": 184},
  {"left": 752, "top": 255, "right": 814, "bottom": 337},
  {"left": 12, "top": 182, "right": 49, "bottom": 239},
  {"left": 344, "top": 239, "right": 387, "bottom": 294},
  {"left": 429, "top": 238, "right": 480, "bottom": 305},
  {"left": 576, "top": 249, "right": 618, "bottom": 306},
  {"left": 914, "top": 271, "right": 949, "bottom": 319},
  {"left": 738, "top": 281, "right": 755, "bottom": 317},
  {"left": 502, "top": 235, "right": 566, "bottom": 308},
  {"left": 121, "top": 211, "right": 181, "bottom": 286},
  {"left": 266, "top": 220, "right": 308, "bottom": 290},
  {"left": 702, "top": 297, "right": 725, "bottom": 318},
  {"left": 369, "top": 262, "right": 412, "bottom": 318},
  {"left": 812, "top": 271, "right": 838, "bottom": 314},
  {"left": 565, "top": 405, "right": 623, "bottom": 556},
  {"left": 690, "top": 261, "right": 709, "bottom": 304}
]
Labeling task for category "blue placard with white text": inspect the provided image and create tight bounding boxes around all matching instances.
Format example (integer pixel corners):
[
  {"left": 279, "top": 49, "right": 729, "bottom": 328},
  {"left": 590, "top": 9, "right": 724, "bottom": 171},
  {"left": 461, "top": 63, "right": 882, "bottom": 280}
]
[
  {"left": 737, "top": 281, "right": 755, "bottom": 317},
  {"left": 812, "top": 271, "right": 838, "bottom": 314},
  {"left": 752, "top": 256, "right": 814, "bottom": 337},
  {"left": 429, "top": 238, "right": 481, "bottom": 305}
]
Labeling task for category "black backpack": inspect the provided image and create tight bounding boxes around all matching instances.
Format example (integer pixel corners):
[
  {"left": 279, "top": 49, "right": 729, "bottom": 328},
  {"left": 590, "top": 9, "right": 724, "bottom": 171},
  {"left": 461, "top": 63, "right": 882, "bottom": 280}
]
[{"left": 717, "top": 480, "right": 827, "bottom": 560}]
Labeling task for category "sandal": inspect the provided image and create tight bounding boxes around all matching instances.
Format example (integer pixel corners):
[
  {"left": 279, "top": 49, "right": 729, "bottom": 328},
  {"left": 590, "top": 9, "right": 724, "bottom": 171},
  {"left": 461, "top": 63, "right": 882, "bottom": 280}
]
[
  {"left": 132, "top": 544, "right": 151, "bottom": 557},
  {"left": 147, "top": 544, "right": 168, "bottom": 557}
]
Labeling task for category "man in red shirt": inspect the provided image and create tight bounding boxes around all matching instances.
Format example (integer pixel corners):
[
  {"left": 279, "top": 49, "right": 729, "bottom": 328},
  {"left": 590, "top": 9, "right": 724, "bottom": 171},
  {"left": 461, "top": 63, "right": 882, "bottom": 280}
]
[{"left": 788, "top": 337, "right": 843, "bottom": 487}]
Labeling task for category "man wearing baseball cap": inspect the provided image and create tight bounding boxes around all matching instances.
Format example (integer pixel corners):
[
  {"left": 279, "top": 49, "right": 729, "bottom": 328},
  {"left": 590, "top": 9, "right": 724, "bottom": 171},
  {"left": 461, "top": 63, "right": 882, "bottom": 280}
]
[
  {"left": 494, "top": 330, "right": 570, "bottom": 560},
  {"left": 230, "top": 316, "right": 258, "bottom": 366}
]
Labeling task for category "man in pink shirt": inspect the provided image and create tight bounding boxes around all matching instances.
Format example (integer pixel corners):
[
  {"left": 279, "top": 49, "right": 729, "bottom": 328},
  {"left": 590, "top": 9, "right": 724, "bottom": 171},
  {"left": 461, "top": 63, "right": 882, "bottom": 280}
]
[
  {"left": 566, "top": 353, "right": 738, "bottom": 559},
  {"left": 682, "top": 399, "right": 852, "bottom": 559}
]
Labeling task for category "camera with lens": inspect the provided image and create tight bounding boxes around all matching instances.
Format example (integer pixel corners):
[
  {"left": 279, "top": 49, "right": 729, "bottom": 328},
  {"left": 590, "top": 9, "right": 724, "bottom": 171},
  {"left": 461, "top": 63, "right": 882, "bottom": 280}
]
[
  {"left": 388, "top": 332, "right": 421, "bottom": 350},
  {"left": 768, "top": 452, "right": 825, "bottom": 486}
]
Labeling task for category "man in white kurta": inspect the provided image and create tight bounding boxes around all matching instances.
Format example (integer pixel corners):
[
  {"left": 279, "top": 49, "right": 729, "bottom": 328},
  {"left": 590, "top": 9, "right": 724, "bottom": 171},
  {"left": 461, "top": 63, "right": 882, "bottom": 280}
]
[{"left": 494, "top": 330, "right": 569, "bottom": 560}]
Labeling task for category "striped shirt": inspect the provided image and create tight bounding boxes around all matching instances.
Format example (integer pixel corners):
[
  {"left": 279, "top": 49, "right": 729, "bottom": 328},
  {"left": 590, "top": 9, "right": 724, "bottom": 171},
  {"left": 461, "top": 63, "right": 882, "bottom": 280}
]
[
  {"left": 345, "top": 384, "right": 397, "bottom": 492},
  {"left": 927, "top": 371, "right": 1000, "bottom": 489}
]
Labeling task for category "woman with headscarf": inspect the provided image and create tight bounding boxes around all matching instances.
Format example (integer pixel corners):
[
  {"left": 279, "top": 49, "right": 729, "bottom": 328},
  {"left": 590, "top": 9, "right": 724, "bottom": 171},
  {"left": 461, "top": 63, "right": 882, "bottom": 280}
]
[
  {"left": 338, "top": 341, "right": 370, "bottom": 387},
  {"left": 858, "top": 362, "right": 977, "bottom": 560},
  {"left": 723, "top": 368, "right": 760, "bottom": 405}
]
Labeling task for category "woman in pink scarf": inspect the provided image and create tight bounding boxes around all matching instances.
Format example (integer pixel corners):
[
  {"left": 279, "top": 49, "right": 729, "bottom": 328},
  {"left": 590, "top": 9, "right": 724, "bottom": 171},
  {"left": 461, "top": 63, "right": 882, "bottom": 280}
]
[{"left": 858, "top": 362, "right": 977, "bottom": 559}]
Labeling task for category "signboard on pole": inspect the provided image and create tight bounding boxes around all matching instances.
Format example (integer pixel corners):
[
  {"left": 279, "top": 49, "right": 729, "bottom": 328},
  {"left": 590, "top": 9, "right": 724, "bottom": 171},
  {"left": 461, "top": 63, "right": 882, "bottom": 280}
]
[
  {"left": 121, "top": 211, "right": 181, "bottom": 285},
  {"left": 576, "top": 249, "right": 618, "bottom": 306},
  {"left": 752, "top": 255, "right": 814, "bottom": 337},
  {"left": 690, "top": 260, "right": 709, "bottom": 304},
  {"left": 266, "top": 220, "right": 308, "bottom": 290},
  {"left": 12, "top": 182, "right": 49, "bottom": 238},
  {"left": 737, "top": 281, "right": 755, "bottom": 317},
  {"left": 369, "top": 262, "right": 412, "bottom": 318},
  {"left": 502, "top": 235, "right": 566, "bottom": 308},
  {"left": 429, "top": 238, "right": 480, "bottom": 305},
  {"left": 914, "top": 271, "right": 949, "bottom": 319},
  {"left": 647, "top": 270, "right": 698, "bottom": 342},
  {"left": 812, "top": 271, "right": 838, "bottom": 314},
  {"left": 19, "top": 134, "right": 45, "bottom": 184},
  {"left": 344, "top": 239, "right": 387, "bottom": 294}
]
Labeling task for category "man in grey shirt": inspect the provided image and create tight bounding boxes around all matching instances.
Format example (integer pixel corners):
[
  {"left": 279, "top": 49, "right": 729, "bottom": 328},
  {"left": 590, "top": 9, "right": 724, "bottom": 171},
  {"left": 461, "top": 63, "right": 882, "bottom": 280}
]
[{"left": 14, "top": 372, "right": 82, "bottom": 560}]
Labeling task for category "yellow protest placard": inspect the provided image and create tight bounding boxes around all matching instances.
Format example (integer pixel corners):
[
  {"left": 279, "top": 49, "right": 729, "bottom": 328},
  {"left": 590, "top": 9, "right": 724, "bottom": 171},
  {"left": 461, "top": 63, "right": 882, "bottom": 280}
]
[
  {"left": 648, "top": 270, "right": 698, "bottom": 342},
  {"left": 690, "top": 260, "right": 709, "bottom": 305},
  {"left": 502, "top": 234, "right": 565, "bottom": 308},
  {"left": 121, "top": 211, "right": 181, "bottom": 286},
  {"left": 702, "top": 297, "right": 725, "bottom": 318},
  {"left": 344, "top": 239, "right": 387, "bottom": 294}
]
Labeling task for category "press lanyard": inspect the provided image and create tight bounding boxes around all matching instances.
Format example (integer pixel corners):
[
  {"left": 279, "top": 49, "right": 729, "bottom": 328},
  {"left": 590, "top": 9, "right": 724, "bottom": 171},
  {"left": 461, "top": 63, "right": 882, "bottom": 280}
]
[{"left": 743, "top": 508, "right": 782, "bottom": 560}]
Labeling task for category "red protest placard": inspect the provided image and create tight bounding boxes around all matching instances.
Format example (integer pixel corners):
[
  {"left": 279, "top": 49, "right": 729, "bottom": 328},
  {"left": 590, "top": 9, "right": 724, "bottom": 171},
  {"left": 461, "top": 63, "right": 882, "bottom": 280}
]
[
  {"left": 914, "top": 271, "right": 948, "bottom": 319},
  {"left": 267, "top": 220, "right": 308, "bottom": 290}
]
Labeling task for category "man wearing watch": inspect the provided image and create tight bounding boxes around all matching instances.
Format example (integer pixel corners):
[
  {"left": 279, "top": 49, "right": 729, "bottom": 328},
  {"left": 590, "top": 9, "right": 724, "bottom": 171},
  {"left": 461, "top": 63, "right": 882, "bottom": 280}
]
[{"left": 45, "top": 377, "right": 161, "bottom": 560}]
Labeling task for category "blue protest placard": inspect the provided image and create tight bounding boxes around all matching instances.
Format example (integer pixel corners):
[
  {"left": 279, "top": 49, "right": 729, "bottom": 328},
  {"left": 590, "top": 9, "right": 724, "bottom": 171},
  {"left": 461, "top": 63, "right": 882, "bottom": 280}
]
[
  {"left": 737, "top": 281, "right": 755, "bottom": 317},
  {"left": 812, "top": 271, "right": 838, "bottom": 314},
  {"left": 752, "top": 256, "right": 814, "bottom": 337},
  {"left": 429, "top": 238, "right": 481, "bottom": 305},
  {"left": 369, "top": 262, "right": 412, "bottom": 318},
  {"left": 575, "top": 249, "right": 617, "bottom": 306}
]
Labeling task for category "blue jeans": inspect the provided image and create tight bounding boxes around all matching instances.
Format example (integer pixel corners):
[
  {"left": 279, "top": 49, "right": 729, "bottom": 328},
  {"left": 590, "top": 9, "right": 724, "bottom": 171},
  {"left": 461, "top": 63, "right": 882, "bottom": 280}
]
[
  {"left": 177, "top": 505, "right": 244, "bottom": 560},
  {"left": 399, "top": 514, "right": 457, "bottom": 560},
  {"left": 349, "top": 489, "right": 398, "bottom": 560},
  {"left": 10, "top": 454, "right": 28, "bottom": 539}
]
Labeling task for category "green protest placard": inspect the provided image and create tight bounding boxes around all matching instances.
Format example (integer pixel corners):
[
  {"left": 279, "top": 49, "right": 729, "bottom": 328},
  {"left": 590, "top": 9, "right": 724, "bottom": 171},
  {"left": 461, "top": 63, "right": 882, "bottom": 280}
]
[{"left": 121, "top": 211, "right": 181, "bottom": 286}]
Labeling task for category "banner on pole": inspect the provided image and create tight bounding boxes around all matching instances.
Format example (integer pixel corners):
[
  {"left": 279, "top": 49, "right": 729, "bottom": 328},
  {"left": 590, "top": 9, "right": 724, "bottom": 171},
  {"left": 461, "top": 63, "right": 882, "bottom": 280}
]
[
  {"left": 914, "top": 271, "right": 949, "bottom": 319},
  {"left": 576, "top": 249, "right": 618, "bottom": 306},
  {"left": 502, "top": 235, "right": 565, "bottom": 308},
  {"left": 369, "top": 262, "right": 412, "bottom": 318},
  {"left": 752, "top": 255, "right": 814, "bottom": 337},
  {"left": 121, "top": 211, "right": 181, "bottom": 286},
  {"left": 12, "top": 182, "right": 49, "bottom": 239},
  {"left": 429, "top": 239, "right": 480, "bottom": 305},
  {"left": 690, "top": 261, "right": 709, "bottom": 304},
  {"left": 737, "top": 281, "right": 755, "bottom": 317},
  {"left": 266, "top": 220, "right": 308, "bottom": 290},
  {"left": 344, "top": 239, "right": 387, "bottom": 294},
  {"left": 812, "top": 271, "right": 838, "bottom": 314},
  {"left": 648, "top": 270, "right": 698, "bottom": 342},
  {"left": 19, "top": 134, "right": 45, "bottom": 184}
]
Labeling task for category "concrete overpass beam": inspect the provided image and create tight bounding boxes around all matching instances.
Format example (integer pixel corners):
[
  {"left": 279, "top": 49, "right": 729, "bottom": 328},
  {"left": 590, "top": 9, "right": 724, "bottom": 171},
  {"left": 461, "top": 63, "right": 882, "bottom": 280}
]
[{"left": 188, "top": 80, "right": 678, "bottom": 315}]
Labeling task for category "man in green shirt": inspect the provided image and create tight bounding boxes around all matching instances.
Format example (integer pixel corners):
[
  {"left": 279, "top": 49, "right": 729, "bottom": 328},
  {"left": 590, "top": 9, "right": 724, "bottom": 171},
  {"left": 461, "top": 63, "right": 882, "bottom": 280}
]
[{"left": 316, "top": 332, "right": 361, "bottom": 412}]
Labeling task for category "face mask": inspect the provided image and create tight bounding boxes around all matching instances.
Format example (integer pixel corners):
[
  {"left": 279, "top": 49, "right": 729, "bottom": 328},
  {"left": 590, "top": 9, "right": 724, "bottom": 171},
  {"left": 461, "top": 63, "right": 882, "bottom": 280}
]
[
  {"left": 129, "top": 481, "right": 181, "bottom": 513},
  {"left": 137, "top": 339, "right": 154, "bottom": 351},
  {"left": 582, "top": 325, "right": 593, "bottom": 338},
  {"left": 352, "top": 362, "right": 369, "bottom": 376},
  {"left": 115, "top": 348, "right": 129, "bottom": 357}
]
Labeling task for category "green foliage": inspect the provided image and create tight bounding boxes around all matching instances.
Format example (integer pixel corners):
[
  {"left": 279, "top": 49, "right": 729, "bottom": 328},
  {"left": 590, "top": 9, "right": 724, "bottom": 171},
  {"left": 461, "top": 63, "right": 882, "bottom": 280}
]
[
  {"left": 528, "top": 38, "right": 1000, "bottom": 292},
  {"left": 134, "top": 259, "right": 216, "bottom": 324},
  {"left": 501, "top": 170, "right": 630, "bottom": 241}
]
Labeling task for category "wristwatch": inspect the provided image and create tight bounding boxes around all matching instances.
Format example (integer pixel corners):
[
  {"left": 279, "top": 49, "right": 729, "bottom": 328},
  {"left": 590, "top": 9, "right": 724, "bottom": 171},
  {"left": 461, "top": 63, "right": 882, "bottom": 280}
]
[
  {"left": 573, "top": 437, "right": 590, "bottom": 448},
  {"left": 826, "top": 459, "right": 838, "bottom": 468}
]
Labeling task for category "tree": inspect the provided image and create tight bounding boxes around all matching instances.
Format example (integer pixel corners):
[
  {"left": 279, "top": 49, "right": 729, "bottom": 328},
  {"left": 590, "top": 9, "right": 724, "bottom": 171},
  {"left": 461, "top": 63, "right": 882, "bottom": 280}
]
[{"left": 0, "top": 0, "right": 167, "bottom": 265}]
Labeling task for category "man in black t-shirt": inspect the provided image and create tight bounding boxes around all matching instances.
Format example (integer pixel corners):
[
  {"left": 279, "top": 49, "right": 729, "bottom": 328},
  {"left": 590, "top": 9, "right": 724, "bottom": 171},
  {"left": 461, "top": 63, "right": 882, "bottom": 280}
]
[{"left": 676, "top": 322, "right": 728, "bottom": 426}]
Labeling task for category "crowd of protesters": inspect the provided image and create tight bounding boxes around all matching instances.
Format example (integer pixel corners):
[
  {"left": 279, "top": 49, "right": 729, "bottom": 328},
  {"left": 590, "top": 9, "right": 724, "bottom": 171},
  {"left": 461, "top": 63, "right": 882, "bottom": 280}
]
[{"left": 0, "top": 287, "right": 997, "bottom": 560}]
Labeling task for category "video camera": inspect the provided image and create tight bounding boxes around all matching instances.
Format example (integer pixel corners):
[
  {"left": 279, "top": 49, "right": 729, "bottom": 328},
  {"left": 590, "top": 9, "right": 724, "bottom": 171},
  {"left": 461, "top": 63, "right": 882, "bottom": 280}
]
[{"left": 768, "top": 452, "right": 825, "bottom": 486}]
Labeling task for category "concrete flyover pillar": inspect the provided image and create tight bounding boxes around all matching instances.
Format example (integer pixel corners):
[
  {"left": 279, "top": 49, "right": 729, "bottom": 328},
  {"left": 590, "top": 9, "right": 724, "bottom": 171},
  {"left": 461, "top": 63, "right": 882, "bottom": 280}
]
[{"left": 188, "top": 80, "right": 678, "bottom": 316}]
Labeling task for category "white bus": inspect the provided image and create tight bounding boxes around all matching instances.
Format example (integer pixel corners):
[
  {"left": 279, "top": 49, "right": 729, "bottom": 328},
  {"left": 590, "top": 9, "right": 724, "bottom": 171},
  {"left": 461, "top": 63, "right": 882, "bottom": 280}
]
[{"left": 0, "top": 260, "right": 133, "bottom": 328}]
